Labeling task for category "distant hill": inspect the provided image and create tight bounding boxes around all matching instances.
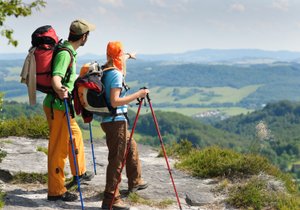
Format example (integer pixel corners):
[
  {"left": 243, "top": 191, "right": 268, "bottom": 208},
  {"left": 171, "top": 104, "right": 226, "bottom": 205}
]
[
  {"left": 138, "top": 49, "right": 300, "bottom": 63},
  {"left": 134, "top": 110, "right": 248, "bottom": 150},
  {"left": 2, "top": 57, "right": 300, "bottom": 113},
  {"left": 2, "top": 49, "right": 300, "bottom": 119},
  {"left": 214, "top": 100, "right": 300, "bottom": 141},
  {"left": 0, "top": 53, "right": 27, "bottom": 60},
  {"left": 1, "top": 48, "right": 300, "bottom": 63},
  {"left": 126, "top": 61, "right": 300, "bottom": 109},
  {"left": 213, "top": 100, "right": 300, "bottom": 170}
]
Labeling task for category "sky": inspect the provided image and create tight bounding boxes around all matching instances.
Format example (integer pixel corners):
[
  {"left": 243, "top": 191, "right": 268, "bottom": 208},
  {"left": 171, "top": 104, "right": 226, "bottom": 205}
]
[{"left": 1, "top": 0, "right": 300, "bottom": 56}]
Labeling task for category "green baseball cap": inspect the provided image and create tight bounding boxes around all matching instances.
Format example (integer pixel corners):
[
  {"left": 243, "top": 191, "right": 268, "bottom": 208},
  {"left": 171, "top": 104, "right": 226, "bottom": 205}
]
[{"left": 70, "top": 19, "right": 96, "bottom": 35}]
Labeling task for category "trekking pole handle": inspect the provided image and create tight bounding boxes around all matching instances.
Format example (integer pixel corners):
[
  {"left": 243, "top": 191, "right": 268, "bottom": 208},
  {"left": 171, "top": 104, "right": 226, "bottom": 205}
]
[
  {"left": 60, "top": 86, "right": 70, "bottom": 99},
  {"left": 61, "top": 86, "right": 67, "bottom": 92},
  {"left": 139, "top": 86, "right": 148, "bottom": 90},
  {"left": 140, "top": 87, "right": 151, "bottom": 101},
  {"left": 146, "top": 92, "right": 150, "bottom": 102}
]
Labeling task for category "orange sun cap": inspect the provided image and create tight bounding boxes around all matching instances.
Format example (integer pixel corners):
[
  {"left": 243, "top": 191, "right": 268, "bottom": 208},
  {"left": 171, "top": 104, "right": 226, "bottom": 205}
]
[{"left": 106, "top": 41, "right": 124, "bottom": 72}]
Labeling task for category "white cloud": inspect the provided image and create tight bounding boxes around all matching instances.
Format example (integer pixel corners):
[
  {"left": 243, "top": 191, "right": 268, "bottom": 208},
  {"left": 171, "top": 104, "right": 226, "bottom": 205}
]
[
  {"left": 136, "top": 11, "right": 166, "bottom": 24},
  {"left": 149, "top": 0, "right": 189, "bottom": 12},
  {"left": 55, "top": 0, "right": 74, "bottom": 6},
  {"left": 98, "top": 0, "right": 123, "bottom": 7},
  {"left": 97, "top": 6, "right": 107, "bottom": 15},
  {"left": 230, "top": 3, "right": 245, "bottom": 12},
  {"left": 150, "top": 0, "right": 167, "bottom": 7},
  {"left": 46, "top": 0, "right": 77, "bottom": 13},
  {"left": 272, "top": 0, "right": 289, "bottom": 11},
  {"left": 208, "top": 19, "right": 237, "bottom": 31}
]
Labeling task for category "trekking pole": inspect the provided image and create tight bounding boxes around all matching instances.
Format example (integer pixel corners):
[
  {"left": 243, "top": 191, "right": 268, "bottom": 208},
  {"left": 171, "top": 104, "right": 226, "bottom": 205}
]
[
  {"left": 109, "top": 98, "right": 144, "bottom": 210},
  {"left": 63, "top": 98, "right": 84, "bottom": 210},
  {"left": 89, "top": 122, "right": 97, "bottom": 175},
  {"left": 146, "top": 93, "right": 182, "bottom": 210}
]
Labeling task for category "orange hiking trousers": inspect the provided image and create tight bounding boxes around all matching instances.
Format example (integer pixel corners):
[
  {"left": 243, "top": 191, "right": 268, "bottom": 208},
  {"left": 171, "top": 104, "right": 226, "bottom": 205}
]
[{"left": 44, "top": 106, "right": 86, "bottom": 196}]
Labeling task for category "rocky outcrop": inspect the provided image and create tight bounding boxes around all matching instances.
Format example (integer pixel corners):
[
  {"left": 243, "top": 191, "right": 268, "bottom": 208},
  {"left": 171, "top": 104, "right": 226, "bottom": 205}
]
[{"left": 0, "top": 137, "right": 229, "bottom": 210}]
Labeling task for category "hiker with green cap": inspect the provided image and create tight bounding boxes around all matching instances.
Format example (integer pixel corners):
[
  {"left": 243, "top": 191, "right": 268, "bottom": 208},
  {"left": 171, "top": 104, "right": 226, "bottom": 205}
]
[{"left": 44, "top": 19, "right": 96, "bottom": 202}]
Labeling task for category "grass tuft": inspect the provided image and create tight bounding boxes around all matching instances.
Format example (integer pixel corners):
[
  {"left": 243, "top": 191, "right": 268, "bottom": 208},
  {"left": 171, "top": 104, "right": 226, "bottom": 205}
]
[
  {"left": 0, "top": 150, "right": 7, "bottom": 163},
  {"left": 227, "top": 177, "right": 270, "bottom": 209},
  {"left": 36, "top": 146, "right": 48, "bottom": 155},
  {"left": 0, "top": 190, "right": 5, "bottom": 208},
  {"left": 12, "top": 172, "right": 48, "bottom": 184},
  {"left": 226, "top": 176, "right": 300, "bottom": 210},
  {"left": 128, "top": 192, "right": 173, "bottom": 208},
  {"left": 159, "top": 139, "right": 193, "bottom": 158}
]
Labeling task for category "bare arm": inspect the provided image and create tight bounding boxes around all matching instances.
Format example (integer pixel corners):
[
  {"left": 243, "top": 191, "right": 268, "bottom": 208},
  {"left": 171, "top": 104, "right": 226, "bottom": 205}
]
[
  {"left": 110, "top": 87, "right": 149, "bottom": 108},
  {"left": 123, "top": 52, "right": 136, "bottom": 60},
  {"left": 52, "top": 75, "right": 68, "bottom": 99}
]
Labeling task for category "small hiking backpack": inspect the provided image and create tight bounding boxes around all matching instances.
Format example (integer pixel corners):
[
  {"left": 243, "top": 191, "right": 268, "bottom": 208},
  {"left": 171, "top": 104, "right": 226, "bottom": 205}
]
[
  {"left": 73, "top": 62, "right": 111, "bottom": 123},
  {"left": 21, "top": 25, "right": 73, "bottom": 98}
]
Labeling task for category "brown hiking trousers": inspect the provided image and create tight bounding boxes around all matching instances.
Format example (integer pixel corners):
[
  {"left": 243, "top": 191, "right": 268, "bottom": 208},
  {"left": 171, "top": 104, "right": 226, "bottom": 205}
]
[{"left": 101, "top": 121, "right": 143, "bottom": 204}]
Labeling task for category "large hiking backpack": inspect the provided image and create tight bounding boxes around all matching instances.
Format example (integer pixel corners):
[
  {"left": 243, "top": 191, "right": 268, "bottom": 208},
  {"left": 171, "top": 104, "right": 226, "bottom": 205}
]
[
  {"left": 73, "top": 62, "right": 111, "bottom": 123},
  {"left": 32, "top": 25, "right": 73, "bottom": 93},
  {"left": 21, "top": 25, "right": 73, "bottom": 99}
]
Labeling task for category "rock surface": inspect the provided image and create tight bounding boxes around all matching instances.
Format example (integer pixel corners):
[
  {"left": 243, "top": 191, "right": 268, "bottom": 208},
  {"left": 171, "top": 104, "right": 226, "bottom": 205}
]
[{"left": 0, "top": 136, "right": 233, "bottom": 210}]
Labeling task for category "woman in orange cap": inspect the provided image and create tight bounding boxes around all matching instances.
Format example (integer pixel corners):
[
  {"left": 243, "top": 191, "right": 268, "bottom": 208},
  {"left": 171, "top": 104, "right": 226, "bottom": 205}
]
[{"left": 100, "top": 41, "right": 149, "bottom": 210}]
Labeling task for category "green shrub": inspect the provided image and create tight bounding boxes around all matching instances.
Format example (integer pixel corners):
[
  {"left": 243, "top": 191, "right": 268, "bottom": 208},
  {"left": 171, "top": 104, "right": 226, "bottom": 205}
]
[
  {"left": 176, "top": 146, "right": 255, "bottom": 178},
  {"left": 12, "top": 172, "right": 48, "bottom": 184},
  {"left": 159, "top": 139, "right": 193, "bottom": 158},
  {"left": 0, "top": 93, "right": 3, "bottom": 111},
  {"left": 227, "top": 177, "right": 300, "bottom": 210},
  {"left": 0, "top": 115, "right": 48, "bottom": 138},
  {"left": 275, "top": 193, "right": 300, "bottom": 210},
  {"left": 227, "top": 178, "right": 270, "bottom": 209},
  {"left": 174, "top": 145, "right": 300, "bottom": 210},
  {"left": 0, "top": 150, "right": 7, "bottom": 163},
  {"left": 175, "top": 146, "right": 292, "bottom": 180},
  {"left": 36, "top": 146, "right": 48, "bottom": 155},
  {"left": 0, "top": 190, "right": 5, "bottom": 208}
]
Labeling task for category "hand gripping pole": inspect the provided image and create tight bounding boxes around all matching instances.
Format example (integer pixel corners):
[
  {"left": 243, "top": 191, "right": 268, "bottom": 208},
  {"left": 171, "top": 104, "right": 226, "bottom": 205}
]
[{"left": 64, "top": 99, "right": 84, "bottom": 210}]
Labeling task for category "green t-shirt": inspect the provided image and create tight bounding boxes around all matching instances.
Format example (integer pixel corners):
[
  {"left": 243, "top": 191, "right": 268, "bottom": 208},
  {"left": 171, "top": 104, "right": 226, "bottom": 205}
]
[{"left": 43, "top": 41, "right": 77, "bottom": 111}]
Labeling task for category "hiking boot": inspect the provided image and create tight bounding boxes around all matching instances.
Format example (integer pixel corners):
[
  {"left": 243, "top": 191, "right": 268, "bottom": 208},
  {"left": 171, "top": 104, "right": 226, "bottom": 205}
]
[
  {"left": 128, "top": 181, "right": 148, "bottom": 193},
  {"left": 78, "top": 171, "right": 94, "bottom": 181},
  {"left": 65, "top": 171, "right": 94, "bottom": 189},
  {"left": 47, "top": 191, "right": 78, "bottom": 202},
  {"left": 101, "top": 199, "right": 130, "bottom": 210}
]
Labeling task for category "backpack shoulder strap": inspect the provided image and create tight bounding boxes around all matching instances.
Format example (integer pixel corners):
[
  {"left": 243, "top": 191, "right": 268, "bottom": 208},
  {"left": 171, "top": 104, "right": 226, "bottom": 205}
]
[
  {"left": 102, "top": 67, "right": 115, "bottom": 72},
  {"left": 56, "top": 47, "right": 73, "bottom": 67},
  {"left": 52, "top": 46, "right": 74, "bottom": 84}
]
